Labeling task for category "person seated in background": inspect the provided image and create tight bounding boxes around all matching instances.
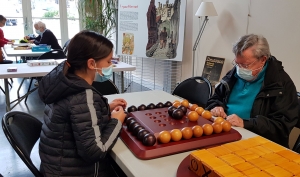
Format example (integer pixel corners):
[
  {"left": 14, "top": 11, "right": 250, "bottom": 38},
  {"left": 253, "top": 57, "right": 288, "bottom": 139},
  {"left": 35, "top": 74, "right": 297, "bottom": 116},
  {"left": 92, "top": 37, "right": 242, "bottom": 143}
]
[
  {"left": 0, "top": 15, "right": 14, "bottom": 64},
  {"left": 25, "top": 21, "right": 62, "bottom": 50},
  {"left": 206, "top": 34, "right": 298, "bottom": 148},
  {"left": 38, "top": 30, "right": 127, "bottom": 177}
]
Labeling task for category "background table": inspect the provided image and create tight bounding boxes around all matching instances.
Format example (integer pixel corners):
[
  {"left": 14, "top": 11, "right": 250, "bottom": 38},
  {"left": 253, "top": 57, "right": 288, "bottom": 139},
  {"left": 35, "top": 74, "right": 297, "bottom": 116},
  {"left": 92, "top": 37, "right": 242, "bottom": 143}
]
[
  {"left": 0, "top": 61, "right": 136, "bottom": 111},
  {"left": 3, "top": 45, "right": 45, "bottom": 62},
  {"left": 105, "top": 90, "right": 258, "bottom": 177}
]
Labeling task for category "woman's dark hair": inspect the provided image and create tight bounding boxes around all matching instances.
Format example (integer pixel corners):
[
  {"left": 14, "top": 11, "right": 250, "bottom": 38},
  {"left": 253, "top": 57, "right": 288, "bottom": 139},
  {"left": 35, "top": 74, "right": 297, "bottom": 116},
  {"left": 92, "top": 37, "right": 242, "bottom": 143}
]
[
  {"left": 67, "top": 30, "right": 113, "bottom": 73},
  {"left": 0, "top": 15, "right": 7, "bottom": 22}
]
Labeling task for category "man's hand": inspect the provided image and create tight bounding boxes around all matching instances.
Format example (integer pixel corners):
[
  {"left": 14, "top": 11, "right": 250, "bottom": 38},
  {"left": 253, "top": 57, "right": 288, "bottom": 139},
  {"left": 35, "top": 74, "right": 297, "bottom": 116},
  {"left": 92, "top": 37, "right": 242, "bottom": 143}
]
[
  {"left": 210, "top": 106, "right": 227, "bottom": 118},
  {"left": 226, "top": 114, "right": 244, "bottom": 127},
  {"left": 24, "top": 36, "right": 30, "bottom": 40}
]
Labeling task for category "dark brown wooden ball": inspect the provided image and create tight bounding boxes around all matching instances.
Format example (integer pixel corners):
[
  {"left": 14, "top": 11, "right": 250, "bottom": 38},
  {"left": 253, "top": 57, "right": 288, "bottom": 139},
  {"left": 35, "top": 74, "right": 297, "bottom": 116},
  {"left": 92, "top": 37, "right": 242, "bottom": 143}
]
[
  {"left": 128, "top": 122, "right": 140, "bottom": 132},
  {"left": 133, "top": 125, "right": 144, "bottom": 136},
  {"left": 142, "top": 133, "right": 156, "bottom": 146},
  {"left": 146, "top": 103, "right": 156, "bottom": 110},
  {"left": 138, "top": 104, "right": 147, "bottom": 111},
  {"left": 126, "top": 117, "right": 136, "bottom": 127},
  {"left": 137, "top": 129, "right": 150, "bottom": 141},
  {"left": 164, "top": 101, "right": 172, "bottom": 107},
  {"left": 156, "top": 102, "right": 164, "bottom": 108},
  {"left": 127, "top": 106, "right": 137, "bottom": 112}
]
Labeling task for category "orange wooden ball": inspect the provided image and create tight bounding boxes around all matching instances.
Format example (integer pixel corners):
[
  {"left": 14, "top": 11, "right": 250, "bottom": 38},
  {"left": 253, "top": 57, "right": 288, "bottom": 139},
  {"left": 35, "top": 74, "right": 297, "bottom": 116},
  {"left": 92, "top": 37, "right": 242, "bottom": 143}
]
[
  {"left": 170, "top": 129, "right": 182, "bottom": 141},
  {"left": 212, "top": 122, "right": 223, "bottom": 133},
  {"left": 172, "top": 102, "right": 181, "bottom": 108},
  {"left": 202, "top": 110, "right": 212, "bottom": 120},
  {"left": 181, "top": 127, "right": 193, "bottom": 140},
  {"left": 214, "top": 117, "right": 225, "bottom": 124},
  {"left": 202, "top": 124, "right": 213, "bottom": 136},
  {"left": 180, "top": 99, "right": 190, "bottom": 108},
  {"left": 221, "top": 121, "right": 232, "bottom": 132},
  {"left": 158, "top": 131, "right": 171, "bottom": 143},
  {"left": 188, "top": 111, "right": 199, "bottom": 122},
  {"left": 173, "top": 100, "right": 180, "bottom": 104},
  {"left": 195, "top": 107, "right": 204, "bottom": 115},
  {"left": 192, "top": 125, "right": 203, "bottom": 137},
  {"left": 189, "top": 104, "right": 199, "bottom": 111}
]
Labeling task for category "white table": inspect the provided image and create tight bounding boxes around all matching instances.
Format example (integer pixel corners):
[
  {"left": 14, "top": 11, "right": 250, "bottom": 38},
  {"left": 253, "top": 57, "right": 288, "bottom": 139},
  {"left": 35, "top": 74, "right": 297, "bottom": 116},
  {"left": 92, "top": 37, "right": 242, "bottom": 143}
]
[
  {"left": 0, "top": 61, "right": 136, "bottom": 111},
  {"left": 3, "top": 45, "right": 45, "bottom": 62},
  {"left": 105, "top": 90, "right": 258, "bottom": 177}
]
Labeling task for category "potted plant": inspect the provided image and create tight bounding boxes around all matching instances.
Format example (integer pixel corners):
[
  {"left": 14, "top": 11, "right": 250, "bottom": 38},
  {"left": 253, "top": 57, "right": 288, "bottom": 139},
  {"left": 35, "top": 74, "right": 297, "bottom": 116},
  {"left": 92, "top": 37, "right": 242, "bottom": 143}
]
[{"left": 78, "top": 0, "right": 117, "bottom": 39}]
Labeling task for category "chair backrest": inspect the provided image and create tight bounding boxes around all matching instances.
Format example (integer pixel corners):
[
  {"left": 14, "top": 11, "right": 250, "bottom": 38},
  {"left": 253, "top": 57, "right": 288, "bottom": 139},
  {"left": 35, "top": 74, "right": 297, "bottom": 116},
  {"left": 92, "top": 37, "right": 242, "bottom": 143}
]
[
  {"left": 2, "top": 111, "right": 43, "bottom": 177},
  {"left": 38, "top": 49, "right": 66, "bottom": 60},
  {"left": 296, "top": 94, "right": 300, "bottom": 129},
  {"left": 92, "top": 80, "right": 120, "bottom": 95},
  {"left": 0, "top": 47, "right": 3, "bottom": 63},
  {"left": 62, "top": 39, "right": 70, "bottom": 55},
  {"left": 172, "top": 76, "right": 212, "bottom": 108},
  {"left": 292, "top": 93, "right": 300, "bottom": 152}
]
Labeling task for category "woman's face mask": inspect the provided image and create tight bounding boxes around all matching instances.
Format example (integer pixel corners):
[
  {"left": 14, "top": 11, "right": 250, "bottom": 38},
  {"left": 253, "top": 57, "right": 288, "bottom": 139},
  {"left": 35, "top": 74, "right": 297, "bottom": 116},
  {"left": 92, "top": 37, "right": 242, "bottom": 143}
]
[{"left": 94, "top": 61, "right": 113, "bottom": 82}]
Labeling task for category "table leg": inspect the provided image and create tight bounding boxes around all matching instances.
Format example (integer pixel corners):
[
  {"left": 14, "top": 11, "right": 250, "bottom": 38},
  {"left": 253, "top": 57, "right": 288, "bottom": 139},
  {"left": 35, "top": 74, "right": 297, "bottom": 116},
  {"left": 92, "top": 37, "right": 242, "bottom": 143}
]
[
  {"left": 4, "top": 79, "right": 11, "bottom": 112},
  {"left": 15, "top": 56, "right": 17, "bottom": 63},
  {"left": 121, "top": 71, "right": 124, "bottom": 93},
  {"left": 113, "top": 72, "right": 115, "bottom": 83}
]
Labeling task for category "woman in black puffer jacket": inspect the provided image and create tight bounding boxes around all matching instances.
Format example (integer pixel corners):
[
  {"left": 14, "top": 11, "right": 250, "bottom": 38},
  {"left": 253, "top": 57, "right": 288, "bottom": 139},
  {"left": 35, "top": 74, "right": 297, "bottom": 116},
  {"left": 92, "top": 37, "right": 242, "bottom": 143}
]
[{"left": 38, "top": 30, "right": 127, "bottom": 177}]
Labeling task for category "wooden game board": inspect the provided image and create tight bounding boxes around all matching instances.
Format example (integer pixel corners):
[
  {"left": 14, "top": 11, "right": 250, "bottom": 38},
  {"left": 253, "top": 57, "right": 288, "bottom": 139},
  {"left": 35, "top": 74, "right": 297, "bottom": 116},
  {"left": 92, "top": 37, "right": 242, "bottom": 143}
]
[{"left": 120, "top": 107, "right": 242, "bottom": 160}]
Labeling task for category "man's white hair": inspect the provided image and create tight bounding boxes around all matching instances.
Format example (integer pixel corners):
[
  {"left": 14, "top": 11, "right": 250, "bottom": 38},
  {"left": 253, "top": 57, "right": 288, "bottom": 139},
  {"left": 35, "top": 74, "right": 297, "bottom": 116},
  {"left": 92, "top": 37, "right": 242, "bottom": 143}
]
[{"left": 35, "top": 21, "right": 46, "bottom": 29}]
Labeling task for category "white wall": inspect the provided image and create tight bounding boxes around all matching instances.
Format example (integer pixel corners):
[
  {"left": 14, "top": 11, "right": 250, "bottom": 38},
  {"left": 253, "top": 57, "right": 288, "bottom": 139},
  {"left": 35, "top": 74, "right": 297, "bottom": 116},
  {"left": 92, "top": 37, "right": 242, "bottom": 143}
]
[{"left": 182, "top": 0, "right": 300, "bottom": 91}]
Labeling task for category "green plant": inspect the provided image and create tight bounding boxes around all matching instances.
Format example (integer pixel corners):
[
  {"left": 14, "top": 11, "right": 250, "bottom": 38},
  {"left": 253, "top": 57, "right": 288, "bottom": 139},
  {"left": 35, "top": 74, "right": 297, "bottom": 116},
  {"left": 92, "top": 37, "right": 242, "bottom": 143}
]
[
  {"left": 79, "top": 0, "right": 117, "bottom": 39},
  {"left": 43, "top": 10, "right": 59, "bottom": 18}
]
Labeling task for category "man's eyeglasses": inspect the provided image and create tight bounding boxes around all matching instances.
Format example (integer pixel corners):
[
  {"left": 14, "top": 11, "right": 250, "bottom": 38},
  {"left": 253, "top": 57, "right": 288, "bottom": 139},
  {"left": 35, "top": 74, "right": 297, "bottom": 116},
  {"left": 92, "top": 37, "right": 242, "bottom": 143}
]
[{"left": 231, "top": 59, "right": 258, "bottom": 69}]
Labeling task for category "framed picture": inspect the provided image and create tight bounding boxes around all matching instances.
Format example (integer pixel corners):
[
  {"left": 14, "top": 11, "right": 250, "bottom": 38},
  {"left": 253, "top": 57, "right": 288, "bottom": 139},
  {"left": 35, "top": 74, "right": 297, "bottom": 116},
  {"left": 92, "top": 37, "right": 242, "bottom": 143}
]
[{"left": 202, "top": 56, "right": 225, "bottom": 86}]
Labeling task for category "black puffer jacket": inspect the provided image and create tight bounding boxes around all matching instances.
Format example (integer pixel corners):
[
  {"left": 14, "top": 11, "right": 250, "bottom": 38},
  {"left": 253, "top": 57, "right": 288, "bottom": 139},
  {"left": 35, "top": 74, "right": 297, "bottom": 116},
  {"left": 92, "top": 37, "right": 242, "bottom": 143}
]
[
  {"left": 206, "top": 56, "right": 298, "bottom": 147},
  {"left": 38, "top": 61, "right": 122, "bottom": 176}
]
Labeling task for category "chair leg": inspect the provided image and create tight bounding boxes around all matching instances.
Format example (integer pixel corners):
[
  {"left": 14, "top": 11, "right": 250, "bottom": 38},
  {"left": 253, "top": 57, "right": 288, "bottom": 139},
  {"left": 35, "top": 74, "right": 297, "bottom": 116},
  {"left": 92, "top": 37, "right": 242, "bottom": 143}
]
[
  {"left": 25, "top": 78, "right": 34, "bottom": 103},
  {"left": 0, "top": 86, "right": 4, "bottom": 94},
  {"left": 10, "top": 78, "right": 13, "bottom": 83},
  {"left": 8, "top": 81, "right": 12, "bottom": 88}
]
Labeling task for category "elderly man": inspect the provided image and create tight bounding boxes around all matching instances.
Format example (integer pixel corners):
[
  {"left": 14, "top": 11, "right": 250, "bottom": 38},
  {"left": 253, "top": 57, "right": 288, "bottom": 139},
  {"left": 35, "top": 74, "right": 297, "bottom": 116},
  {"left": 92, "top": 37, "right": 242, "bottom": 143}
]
[
  {"left": 25, "top": 21, "right": 62, "bottom": 50},
  {"left": 206, "top": 34, "right": 298, "bottom": 147}
]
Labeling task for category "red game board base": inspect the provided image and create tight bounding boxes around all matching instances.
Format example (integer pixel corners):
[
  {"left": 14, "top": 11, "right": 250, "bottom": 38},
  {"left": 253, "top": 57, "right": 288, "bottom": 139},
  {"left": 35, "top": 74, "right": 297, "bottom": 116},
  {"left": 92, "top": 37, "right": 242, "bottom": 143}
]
[
  {"left": 120, "top": 107, "right": 242, "bottom": 160},
  {"left": 176, "top": 155, "right": 197, "bottom": 177}
]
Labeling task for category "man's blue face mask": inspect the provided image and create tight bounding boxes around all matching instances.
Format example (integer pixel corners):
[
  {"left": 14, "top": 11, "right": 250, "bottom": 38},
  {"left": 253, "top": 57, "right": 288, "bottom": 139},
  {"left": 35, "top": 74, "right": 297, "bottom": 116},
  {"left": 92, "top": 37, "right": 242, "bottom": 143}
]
[
  {"left": 35, "top": 29, "right": 42, "bottom": 35},
  {"left": 94, "top": 61, "right": 113, "bottom": 82}
]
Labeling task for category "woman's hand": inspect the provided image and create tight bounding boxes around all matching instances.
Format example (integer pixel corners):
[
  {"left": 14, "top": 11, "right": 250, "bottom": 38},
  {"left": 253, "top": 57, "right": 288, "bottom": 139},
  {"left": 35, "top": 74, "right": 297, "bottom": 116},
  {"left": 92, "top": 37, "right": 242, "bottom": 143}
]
[
  {"left": 109, "top": 98, "right": 127, "bottom": 110},
  {"left": 210, "top": 106, "right": 227, "bottom": 118},
  {"left": 111, "top": 106, "right": 126, "bottom": 123}
]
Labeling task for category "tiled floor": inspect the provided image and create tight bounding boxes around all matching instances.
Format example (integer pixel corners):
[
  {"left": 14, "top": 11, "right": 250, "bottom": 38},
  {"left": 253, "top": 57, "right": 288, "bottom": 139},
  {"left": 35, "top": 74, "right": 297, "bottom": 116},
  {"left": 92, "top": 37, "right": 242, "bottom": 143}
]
[{"left": 0, "top": 75, "right": 148, "bottom": 176}]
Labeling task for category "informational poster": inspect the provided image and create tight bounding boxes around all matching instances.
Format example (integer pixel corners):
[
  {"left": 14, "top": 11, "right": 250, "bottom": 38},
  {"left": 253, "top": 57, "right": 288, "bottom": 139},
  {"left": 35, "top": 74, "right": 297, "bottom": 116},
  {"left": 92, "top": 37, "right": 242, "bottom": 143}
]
[
  {"left": 117, "top": 0, "right": 186, "bottom": 61},
  {"left": 202, "top": 56, "right": 225, "bottom": 86}
]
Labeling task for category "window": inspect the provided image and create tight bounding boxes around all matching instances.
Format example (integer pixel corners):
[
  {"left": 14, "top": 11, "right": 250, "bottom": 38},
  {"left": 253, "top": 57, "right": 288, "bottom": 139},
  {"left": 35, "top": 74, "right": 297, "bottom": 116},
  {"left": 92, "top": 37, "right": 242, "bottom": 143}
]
[{"left": 1, "top": 0, "right": 80, "bottom": 46}]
